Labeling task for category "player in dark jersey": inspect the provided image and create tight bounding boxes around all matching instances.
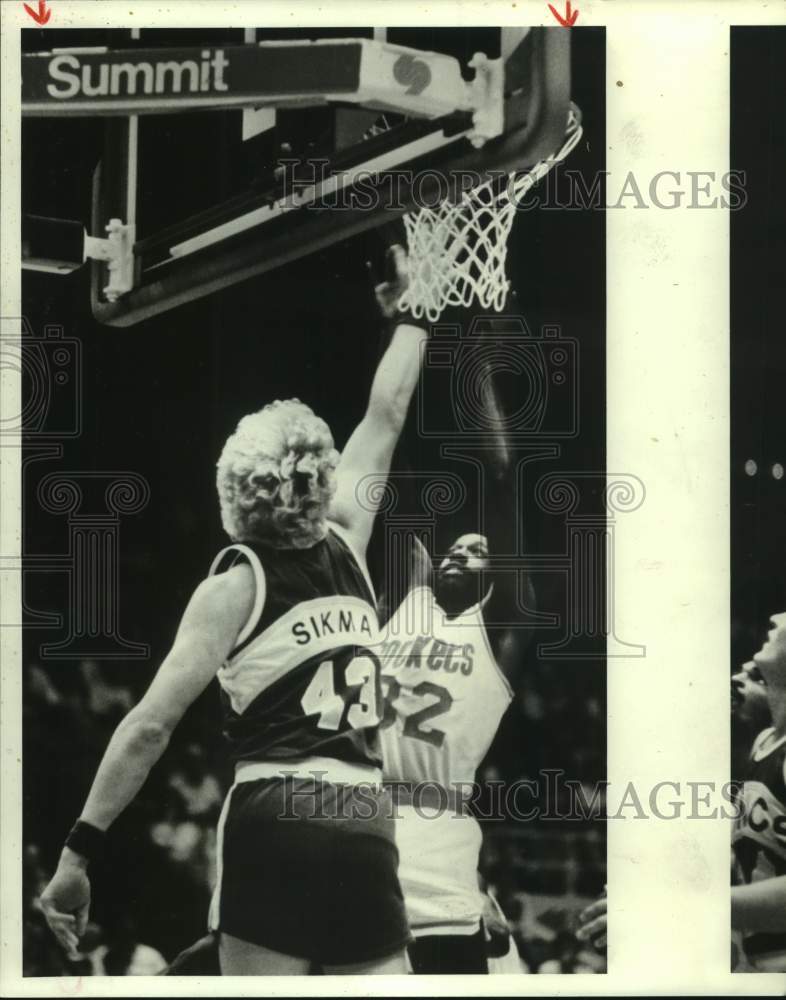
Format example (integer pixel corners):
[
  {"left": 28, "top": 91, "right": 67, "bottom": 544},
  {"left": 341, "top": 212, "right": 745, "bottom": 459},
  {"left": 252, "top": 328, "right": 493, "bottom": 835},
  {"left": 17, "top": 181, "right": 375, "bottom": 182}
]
[
  {"left": 40, "top": 250, "right": 428, "bottom": 975},
  {"left": 731, "top": 611, "right": 786, "bottom": 972},
  {"left": 576, "top": 659, "right": 777, "bottom": 960}
]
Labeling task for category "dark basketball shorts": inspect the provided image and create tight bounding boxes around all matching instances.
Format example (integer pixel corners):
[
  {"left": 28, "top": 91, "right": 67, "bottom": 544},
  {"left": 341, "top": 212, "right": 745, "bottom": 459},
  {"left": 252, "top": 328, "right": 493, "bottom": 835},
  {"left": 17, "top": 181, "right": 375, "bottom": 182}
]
[
  {"left": 209, "top": 774, "right": 411, "bottom": 967},
  {"left": 408, "top": 928, "right": 489, "bottom": 974}
]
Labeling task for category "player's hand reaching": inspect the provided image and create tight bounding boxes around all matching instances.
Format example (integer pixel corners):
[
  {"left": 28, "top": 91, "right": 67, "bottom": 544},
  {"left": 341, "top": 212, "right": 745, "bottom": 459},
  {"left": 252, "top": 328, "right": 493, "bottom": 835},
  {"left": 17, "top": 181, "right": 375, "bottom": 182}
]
[
  {"left": 39, "top": 851, "right": 92, "bottom": 961},
  {"left": 372, "top": 244, "right": 410, "bottom": 318},
  {"left": 575, "top": 890, "right": 607, "bottom": 949}
]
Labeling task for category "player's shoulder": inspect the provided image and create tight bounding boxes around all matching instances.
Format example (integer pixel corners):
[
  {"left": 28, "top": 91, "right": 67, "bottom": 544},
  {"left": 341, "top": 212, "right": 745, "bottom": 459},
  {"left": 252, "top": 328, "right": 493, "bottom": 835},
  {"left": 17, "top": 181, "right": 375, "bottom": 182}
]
[
  {"left": 409, "top": 533, "right": 434, "bottom": 589},
  {"left": 748, "top": 729, "right": 786, "bottom": 790},
  {"left": 206, "top": 559, "right": 256, "bottom": 592},
  {"left": 326, "top": 520, "right": 375, "bottom": 580},
  {"left": 189, "top": 561, "right": 256, "bottom": 625},
  {"left": 750, "top": 726, "right": 775, "bottom": 759}
]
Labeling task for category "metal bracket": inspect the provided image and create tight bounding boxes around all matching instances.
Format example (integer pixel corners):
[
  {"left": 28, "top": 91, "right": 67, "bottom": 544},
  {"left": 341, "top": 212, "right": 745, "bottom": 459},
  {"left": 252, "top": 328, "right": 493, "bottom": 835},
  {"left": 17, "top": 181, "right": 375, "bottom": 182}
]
[
  {"left": 467, "top": 54, "right": 504, "bottom": 149},
  {"left": 84, "top": 219, "right": 135, "bottom": 302}
]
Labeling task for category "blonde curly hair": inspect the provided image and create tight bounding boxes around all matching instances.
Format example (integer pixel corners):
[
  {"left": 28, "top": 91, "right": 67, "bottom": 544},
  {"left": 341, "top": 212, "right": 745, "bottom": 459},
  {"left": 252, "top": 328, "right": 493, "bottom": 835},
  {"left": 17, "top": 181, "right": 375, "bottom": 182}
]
[{"left": 216, "top": 399, "right": 340, "bottom": 549}]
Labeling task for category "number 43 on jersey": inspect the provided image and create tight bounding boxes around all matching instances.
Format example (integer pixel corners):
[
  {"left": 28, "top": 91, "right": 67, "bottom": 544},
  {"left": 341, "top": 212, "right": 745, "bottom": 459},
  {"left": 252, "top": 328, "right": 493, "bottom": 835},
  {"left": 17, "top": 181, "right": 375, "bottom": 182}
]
[
  {"left": 300, "top": 649, "right": 454, "bottom": 748},
  {"left": 300, "top": 652, "right": 382, "bottom": 731}
]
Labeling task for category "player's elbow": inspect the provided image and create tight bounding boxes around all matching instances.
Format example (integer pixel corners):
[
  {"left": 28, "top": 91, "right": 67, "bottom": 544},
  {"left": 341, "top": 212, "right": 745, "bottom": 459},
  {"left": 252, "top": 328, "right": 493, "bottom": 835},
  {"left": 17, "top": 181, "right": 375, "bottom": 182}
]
[
  {"left": 120, "top": 712, "right": 173, "bottom": 755},
  {"left": 367, "top": 392, "right": 410, "bottom": 436}
]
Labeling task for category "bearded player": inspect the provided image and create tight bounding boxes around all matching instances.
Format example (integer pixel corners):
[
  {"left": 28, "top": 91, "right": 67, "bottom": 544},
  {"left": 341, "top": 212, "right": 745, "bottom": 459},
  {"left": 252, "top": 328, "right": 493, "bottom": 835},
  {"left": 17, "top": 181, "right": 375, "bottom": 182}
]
[
  {"left": 375, "top": 340, "right": 536, "bottom": 974},
  {"left": 40, "top": 257, "right": 428, "bottom": 975},
  {"left": 731, "top": 611, "right": 786, "bottom": 972},
  {"left": 731, "top": 658, "right": 772, "bottom": 781}
]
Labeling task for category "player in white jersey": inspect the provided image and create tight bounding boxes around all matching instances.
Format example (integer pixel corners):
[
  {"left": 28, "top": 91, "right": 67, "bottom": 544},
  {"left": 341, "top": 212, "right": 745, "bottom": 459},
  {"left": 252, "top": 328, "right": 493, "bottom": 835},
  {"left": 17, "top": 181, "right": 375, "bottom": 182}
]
[
  {"left": 39, "top": 250, "right": 429, "bottom": 975},
  {"left": 376, "top": 344, "right": 535, "bottom": 974},
  {"left": 730, "top": 611, "right": 786, "bottom": 972}
]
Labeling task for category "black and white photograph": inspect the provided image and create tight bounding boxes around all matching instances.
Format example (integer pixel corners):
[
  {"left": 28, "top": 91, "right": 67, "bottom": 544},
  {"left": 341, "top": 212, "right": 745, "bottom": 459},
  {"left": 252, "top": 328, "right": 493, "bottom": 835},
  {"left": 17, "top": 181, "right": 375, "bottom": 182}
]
[
  {"left": 6, "top": 1, "right": 786, "bottom": 995},
  {"left": 729, "top": 25, "right": 786, "bottom": 975},
  {"left": 13, "top": 22, "right": 607, "bottom": 979}
]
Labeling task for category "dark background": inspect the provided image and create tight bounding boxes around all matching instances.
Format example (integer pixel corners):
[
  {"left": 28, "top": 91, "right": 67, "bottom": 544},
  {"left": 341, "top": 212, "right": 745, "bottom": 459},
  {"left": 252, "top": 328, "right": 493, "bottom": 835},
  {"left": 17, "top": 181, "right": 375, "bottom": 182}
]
[
  {"left": 21, "top": 27, "right": 606, "bottom": 973},
  {"left": 730, "top": 27, "right": 786, "bottom": 668}
]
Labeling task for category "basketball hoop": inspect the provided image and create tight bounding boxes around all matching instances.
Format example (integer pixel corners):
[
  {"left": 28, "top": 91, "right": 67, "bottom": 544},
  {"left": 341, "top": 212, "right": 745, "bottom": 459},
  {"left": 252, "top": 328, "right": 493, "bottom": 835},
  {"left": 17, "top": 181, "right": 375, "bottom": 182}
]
[{"left": 398, "top": 104, "right": 583, "bottom": 323}]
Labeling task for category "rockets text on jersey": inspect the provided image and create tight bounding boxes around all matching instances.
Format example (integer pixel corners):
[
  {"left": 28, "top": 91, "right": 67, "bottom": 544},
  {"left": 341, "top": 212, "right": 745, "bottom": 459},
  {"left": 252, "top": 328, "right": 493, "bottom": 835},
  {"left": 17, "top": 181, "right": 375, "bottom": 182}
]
[
  {"left": 374, "top": 583, "right": 513, "bottom": 938},
  {"left": 376, "top": 584, "right": 513, "bottom": 791}
]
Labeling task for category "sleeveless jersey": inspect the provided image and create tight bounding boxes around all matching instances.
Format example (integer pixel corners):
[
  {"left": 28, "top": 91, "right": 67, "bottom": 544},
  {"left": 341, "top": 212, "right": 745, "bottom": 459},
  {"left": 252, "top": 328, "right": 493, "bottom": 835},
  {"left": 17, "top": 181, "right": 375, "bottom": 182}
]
[
  {"left": 209, "top": 525, "right": 383, "bottom": 769},
  {"left": 376, "top": 584, "right": 513, "bottom": 790},
  {"left": 731, "top": 727, "right": 786, "bottom": 970}
]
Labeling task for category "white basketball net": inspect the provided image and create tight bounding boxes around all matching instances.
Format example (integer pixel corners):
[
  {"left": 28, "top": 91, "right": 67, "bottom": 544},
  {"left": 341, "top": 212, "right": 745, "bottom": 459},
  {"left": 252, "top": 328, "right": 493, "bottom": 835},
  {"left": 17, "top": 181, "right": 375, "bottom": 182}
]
[{"left": 398, "top": 106, "right": 583, "bottom": 323}]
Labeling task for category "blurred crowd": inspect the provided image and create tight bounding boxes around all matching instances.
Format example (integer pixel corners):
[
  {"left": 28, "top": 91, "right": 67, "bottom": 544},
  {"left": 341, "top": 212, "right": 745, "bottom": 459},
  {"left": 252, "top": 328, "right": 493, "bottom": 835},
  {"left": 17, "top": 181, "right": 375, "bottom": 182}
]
[
  {"left": 24, "top": 659, "right": 223, "bottom": 975},
  {"left": 23, "top": 656, "right": 606, "bottom": 976}
]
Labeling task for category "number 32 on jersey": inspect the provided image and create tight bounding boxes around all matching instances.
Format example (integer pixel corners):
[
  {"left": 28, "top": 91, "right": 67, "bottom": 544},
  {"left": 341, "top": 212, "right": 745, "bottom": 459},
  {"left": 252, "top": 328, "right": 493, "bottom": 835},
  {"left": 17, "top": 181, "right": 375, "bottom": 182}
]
[{"left": 300, "top": 649, "right": 454, "bottom": 748}]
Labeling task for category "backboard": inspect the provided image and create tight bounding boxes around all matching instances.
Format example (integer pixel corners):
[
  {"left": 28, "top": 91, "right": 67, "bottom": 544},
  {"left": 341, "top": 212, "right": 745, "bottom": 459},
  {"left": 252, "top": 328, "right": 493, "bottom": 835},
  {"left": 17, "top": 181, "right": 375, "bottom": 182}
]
[{"left": 21, "top": 27, "right": 572, "bottom": 327}]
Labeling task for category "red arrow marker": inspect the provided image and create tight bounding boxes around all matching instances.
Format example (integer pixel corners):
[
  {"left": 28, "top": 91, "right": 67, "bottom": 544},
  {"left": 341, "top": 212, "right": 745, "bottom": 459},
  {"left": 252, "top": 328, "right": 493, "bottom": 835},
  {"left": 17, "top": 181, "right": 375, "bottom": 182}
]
[
  {"left": 23, "top": 0, "right": 51, "bottom": 25},
  {"left": 548, "top": 0, "right": 579, "bottom": 26}
]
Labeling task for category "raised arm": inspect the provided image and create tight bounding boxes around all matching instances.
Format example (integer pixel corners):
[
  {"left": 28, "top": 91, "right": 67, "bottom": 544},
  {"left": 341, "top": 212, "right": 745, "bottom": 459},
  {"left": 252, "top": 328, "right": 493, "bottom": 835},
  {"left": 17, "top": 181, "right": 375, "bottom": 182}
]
[
  {"left": 329, "top": 318, "right": 427, "bottom": 554},
  {"left": 474, "top": 351, "right": 515, "bottom": 562},
  {"left": 328, "top": 244, "right": 427, "bottom": 554},
  {"left": 378, "top": 531, "right": 434, "bottom": 627},
  {"left": 40, "top": 563, "right": 254, "bottom": 958},
  {"left": 732, "top": 876, "right": 786, "bottom": 933},
  {"left": 479, "top": 388, "right": 537, "bottom": 682},
  {"left": 444, "top": 352, "right": 536, "bottom": 682}
]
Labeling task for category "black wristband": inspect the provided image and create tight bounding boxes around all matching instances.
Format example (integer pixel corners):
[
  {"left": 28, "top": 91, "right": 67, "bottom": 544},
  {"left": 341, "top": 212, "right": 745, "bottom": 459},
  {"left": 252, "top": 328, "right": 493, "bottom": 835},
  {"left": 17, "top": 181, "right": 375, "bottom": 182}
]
[{"left": 64, "top": 819, "right": 106, "bottom": 863}]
